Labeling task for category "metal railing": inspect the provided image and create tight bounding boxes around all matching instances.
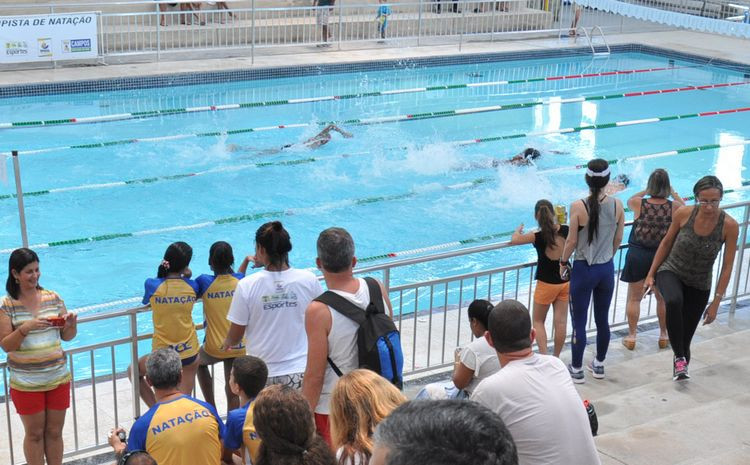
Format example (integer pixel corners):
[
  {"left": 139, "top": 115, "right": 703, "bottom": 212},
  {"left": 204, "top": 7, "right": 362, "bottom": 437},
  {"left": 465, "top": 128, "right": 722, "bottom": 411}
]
[
  {"left": 3, "top": 198, "right": 750, "bottom": 463},
  {"left": 0, "top": 0, "right": 675, "bottom": 68}
]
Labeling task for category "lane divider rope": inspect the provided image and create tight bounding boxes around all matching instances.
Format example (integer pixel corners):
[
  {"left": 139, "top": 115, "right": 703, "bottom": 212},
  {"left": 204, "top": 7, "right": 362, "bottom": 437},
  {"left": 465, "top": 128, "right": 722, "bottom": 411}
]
[
  {"left": 4, "top": 105, "right": 749, "bottom": 201},
  {"left": 0, "top": 65, "right": 694, "bottom": 130},
  {"left": 70, "top": 179, "right": 750, "bottom": 314},
  {"left": 3, "top": 80, "right": 748, "bottom": 158},
  {"left": 4, "top": 138, "right": 748, "bottom": 256}
]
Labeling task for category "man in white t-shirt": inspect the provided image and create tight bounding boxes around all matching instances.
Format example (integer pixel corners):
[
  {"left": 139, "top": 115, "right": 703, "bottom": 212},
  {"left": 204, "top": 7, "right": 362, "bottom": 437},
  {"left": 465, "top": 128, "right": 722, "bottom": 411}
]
[
  {"left": 302, "top": 227, "right": 394, "bottom": 446},
  {"left": 223, "top": 221, "right": 323, "bottom": 389},
  {"left": 471, "top": 300, "right": 601, "bottom": 465}
]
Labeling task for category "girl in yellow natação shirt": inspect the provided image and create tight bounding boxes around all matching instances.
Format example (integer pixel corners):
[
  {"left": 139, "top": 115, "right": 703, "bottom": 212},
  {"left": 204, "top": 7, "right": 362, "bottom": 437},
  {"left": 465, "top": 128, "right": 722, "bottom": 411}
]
[{"left": 131, "top": 241, "right": 200, "bottom": 407}]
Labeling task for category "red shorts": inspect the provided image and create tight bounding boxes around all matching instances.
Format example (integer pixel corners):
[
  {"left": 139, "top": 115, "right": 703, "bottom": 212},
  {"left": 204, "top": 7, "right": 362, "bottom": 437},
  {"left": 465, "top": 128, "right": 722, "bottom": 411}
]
[
  {"left": 10, "top": 382, "right": 71, "bottom": 415},
  {"left": 314, "top": 413, "right": 331, "bottom": 447}
]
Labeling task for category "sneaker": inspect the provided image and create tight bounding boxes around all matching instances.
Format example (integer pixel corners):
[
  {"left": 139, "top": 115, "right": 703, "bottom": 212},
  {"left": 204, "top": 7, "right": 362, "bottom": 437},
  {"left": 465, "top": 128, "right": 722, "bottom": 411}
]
[
  {"left": 568, "top": 364, "right": 585, "bottom": 384},
  {"left": 673, "top": 357, "right": 689, "bottom": 381},
  {"left": 587, "top": 360, "right": 605, "bottom": 379}
]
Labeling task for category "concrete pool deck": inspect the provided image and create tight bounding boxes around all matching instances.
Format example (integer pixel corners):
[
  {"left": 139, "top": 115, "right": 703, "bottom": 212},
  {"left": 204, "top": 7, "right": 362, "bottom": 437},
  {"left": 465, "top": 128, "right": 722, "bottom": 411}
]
[{"left": 0, "top": 30, "right": 748, "bottom": 88}]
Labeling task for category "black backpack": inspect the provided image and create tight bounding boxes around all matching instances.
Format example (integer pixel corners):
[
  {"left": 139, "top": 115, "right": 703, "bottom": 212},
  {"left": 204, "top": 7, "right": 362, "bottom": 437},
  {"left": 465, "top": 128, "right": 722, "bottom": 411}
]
[{"left": 314, "top": 277, "right": 404, "bottom": 389}]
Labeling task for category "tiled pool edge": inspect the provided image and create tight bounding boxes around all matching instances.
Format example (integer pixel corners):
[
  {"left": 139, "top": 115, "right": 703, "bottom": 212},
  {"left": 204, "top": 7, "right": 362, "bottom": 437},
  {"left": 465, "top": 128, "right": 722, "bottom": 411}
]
[{"left": 1, "top": 43, "right": 748, "bottom": 99}]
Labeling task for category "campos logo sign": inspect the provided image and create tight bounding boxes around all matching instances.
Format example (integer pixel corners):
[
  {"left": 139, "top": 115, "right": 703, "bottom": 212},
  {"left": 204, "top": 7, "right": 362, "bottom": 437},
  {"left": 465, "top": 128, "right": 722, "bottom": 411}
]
[
  {"left": 37, "top": 38, "right": 51, "bottom": 57},
  {"left": 62, "top": 38, "right": 91, "bottom": 53},
  {"left": 5, "top": 41, "right": 28, "bottom": 56}
]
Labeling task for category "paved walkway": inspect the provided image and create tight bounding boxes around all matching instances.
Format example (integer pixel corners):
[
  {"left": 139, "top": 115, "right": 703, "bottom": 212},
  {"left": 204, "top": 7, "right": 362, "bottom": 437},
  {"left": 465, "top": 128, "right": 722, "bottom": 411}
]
[{"left": 1, "top": 30, "right": 748, "bottom": 88}]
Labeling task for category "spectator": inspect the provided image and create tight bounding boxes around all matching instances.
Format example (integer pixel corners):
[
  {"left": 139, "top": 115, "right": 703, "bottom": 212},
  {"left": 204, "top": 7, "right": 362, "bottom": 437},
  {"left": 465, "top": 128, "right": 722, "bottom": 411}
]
[
  {"left": 560, "top": 159, "right": 624, "bottom": 383},
  {"left": 133, "top": 242, "right": 200, "bottom": 406},
  {"left": 223, "top": 356, "right": 269, "bottom": 465},
  {"left": 375, "top": 0, "right": 391, "bottom": 41},
  {"left": 330, "top": 369, "right": 407, "bottom": 464},
  {"left": 302, "top": 227, "right": 394, "bottom": 445},
  {"left": 645, "top": 175, "right": 738, "bottom": 380},
  {"left": 620, "top": 169, "right": 684, "bottom": 350},
  {"left": 471, "top": 300, "right": 600, "bottom": 465},
  {"left": 196, "top": 241, "right": 250, "bottom": 413},
  {"left": 253, "top": 384, "right": 336, "bottom": 465},
  {"left": 224, "top": 221, "right": 323, "bottom": 389},
  {"left": 315, "top": 0, "right": 335, "bottom": 46},
  {"left": 110, "top": 348, "right": 225, "bottom": 465},
  {"left": 417, "top": 299, "right": 500, "bottom": 399},
  {"left": 215, "top": 1, "right": 234, "bottom": 23},
  {"left": 109, "top": 450, "right": 157, "bottom": 465},
  {"left": 0, "top": 248, "right": 77, "bottom": 465},
  {"left": 371, "top": 399, "right": 518, "bottom": 465},
  {"left": 511, "top": 200, "right": 570, "bottom": 357}
]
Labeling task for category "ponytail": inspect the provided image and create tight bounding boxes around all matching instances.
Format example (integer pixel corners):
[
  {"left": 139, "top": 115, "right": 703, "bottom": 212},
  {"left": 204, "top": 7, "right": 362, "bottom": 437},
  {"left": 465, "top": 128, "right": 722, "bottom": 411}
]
[
  {"left": 255, "top": 221, "right": 292, "bottom": 269},
  {"left": 534, "top": 200, "right": 558, "bottom": 250},
  {"left": 584, "top": 159, "right": 610, "bottom": 245},
  {"left": 209, "top": 241, "right": 235, "bottom": 275}
]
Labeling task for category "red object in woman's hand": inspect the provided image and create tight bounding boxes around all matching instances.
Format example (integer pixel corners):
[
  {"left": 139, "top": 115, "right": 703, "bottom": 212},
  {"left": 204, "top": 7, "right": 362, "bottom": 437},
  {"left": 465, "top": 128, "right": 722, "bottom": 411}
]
[{"left": 46, "top": 316, "right": 66, "bottom": 327}]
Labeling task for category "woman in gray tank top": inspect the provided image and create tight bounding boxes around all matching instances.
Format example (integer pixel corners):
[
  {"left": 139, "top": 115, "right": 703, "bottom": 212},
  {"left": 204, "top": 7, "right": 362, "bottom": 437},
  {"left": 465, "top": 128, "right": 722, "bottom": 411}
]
[
  {"left": 559, "top": 159, "right": 625, "bottom": 384},
  {"left": 645, "top": 175, "right": 738, "bottom": 381}
]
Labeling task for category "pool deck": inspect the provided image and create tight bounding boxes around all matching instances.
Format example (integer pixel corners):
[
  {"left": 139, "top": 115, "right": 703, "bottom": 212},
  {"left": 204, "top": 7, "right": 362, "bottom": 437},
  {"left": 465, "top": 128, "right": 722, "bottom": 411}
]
[{"left": 0, "top": 30, "right": 748, "bottom": 88}]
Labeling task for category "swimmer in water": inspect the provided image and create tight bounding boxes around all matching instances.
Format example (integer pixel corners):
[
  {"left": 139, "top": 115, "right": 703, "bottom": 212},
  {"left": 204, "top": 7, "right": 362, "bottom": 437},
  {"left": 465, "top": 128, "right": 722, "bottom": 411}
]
[
  {"left": 505, "top": 147, "right": 568, "bottom": 166},
  {"left": 604, "top": 174, "right": 631, "bottom": 195},
  {"left": 226, "top": 124, "right": 353, "bottom": 154}
]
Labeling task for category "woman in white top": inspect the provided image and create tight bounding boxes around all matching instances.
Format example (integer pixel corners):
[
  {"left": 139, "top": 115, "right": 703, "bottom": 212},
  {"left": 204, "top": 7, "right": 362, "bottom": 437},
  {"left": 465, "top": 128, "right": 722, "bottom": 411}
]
[
  {"left": 417, "top": 299, "right": 500, "bottom": 399},
  {"left": 224, "top": 221, "right": 323, "bottom": 389},
  {"left": 331, "top": 369, "right": 406, "bottom": 465}
]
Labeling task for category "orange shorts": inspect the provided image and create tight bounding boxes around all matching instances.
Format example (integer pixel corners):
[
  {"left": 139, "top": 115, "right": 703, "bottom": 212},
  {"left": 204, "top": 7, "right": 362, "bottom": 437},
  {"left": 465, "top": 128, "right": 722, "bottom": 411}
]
[
  {"left": 533, "top": 281, "right": 570, "bottom": 306},
  {"left": 10, "top": 382, "right": 70, "bottom": 415}
]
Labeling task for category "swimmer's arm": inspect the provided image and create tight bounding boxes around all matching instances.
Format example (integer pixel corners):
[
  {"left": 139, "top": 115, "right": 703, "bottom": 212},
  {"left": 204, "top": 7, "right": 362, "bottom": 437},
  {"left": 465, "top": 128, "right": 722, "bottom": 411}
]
[
  {"left": 331, "top": 125, "right": 353, "bottom": 138},
  {"left": 510, "top": 223, "right": 536, "bottom": 245}
]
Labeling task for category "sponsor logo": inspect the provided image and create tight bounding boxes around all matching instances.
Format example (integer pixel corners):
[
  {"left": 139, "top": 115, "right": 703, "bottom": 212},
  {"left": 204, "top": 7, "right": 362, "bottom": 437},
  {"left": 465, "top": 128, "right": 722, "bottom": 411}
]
[
  {"left": 37, "top": 38, "right": 51, "bottom": 57},
  {"left": 62, "top": 38, "right": 91, "bottom": 53},
  {"left": 5, "top": 41, "right": 28, "bottom": 56}
]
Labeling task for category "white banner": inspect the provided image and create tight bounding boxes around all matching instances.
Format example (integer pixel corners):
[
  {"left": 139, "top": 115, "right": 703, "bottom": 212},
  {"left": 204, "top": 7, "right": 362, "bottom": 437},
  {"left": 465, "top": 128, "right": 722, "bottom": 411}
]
[{"left": 0, "top": 12, "right": 99, "bottom": 64}]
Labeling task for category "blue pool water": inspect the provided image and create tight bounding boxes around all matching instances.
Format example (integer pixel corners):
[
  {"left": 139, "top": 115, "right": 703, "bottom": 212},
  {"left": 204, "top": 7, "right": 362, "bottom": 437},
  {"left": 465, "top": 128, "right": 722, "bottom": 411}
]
[{"left": 1, "top": 51, "right": 749, "bottom": 379}]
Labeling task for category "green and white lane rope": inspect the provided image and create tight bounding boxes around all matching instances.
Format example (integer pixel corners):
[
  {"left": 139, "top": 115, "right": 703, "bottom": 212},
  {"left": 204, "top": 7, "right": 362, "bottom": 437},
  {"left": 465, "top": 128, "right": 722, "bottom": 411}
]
[
  {"left": 4, "top": 138, "right": 749, "bottom": 255},
  {"left": 4, "top": 80, "right": 748, "bottom": 158},
  {"left": 4, "top": 105, "right": 749, "bottom": 202},
  {"left": 0, "top": 65, "right": 694, "bottom": 130}
]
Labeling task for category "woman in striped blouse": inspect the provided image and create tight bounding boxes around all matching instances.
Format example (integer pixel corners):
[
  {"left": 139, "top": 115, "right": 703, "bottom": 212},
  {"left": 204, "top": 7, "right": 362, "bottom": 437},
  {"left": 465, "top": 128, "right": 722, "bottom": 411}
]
[{"left": 0, "top": 248, "right": 77, "bottom": 465}]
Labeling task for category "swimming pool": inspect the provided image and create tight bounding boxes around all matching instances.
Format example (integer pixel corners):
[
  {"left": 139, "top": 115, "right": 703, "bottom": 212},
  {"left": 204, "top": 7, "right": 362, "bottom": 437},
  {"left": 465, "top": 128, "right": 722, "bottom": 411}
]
[{"left": 1, "top": 48, "right": 749, "bottom": 376}]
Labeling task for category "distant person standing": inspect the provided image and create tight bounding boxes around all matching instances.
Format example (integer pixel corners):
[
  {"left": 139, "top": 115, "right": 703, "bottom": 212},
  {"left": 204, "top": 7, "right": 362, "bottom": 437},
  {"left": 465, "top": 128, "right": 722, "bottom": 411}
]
[
  {"left": 376, "top": 0, "right": 391, "bottom": 41},
  {"left": 645, "top": 176, "right": 738, "bottom": 381},
  {"left": 560, "top": 159, "right": 624, "bottom": 383},
  {"left": 223, "top": 221, "right": 323, "bottom": 389},
  {"left": 316, "top": 0, "right": 335, "bottom": 46},
  {"left": 471, "top": 300, "right": 600, "bottom": 465},
  {"left": 0, "top": 248, "right": 77, "bottom": 465},
  {"left": 511, "top": 200, "right": 570, "bottom": 357},
  {"left": 620, "top": 169, "right": 684, "bottom": 350}
]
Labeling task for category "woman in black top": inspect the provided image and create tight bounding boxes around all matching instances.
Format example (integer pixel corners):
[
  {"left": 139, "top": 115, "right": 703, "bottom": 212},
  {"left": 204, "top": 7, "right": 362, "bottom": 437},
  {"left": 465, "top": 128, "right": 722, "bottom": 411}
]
[
  {"left": 511, "top": 199, "right": 570, "bottom": 356},
  {"left": 621, "top": 169, "right": 684, "bottom": 350}
]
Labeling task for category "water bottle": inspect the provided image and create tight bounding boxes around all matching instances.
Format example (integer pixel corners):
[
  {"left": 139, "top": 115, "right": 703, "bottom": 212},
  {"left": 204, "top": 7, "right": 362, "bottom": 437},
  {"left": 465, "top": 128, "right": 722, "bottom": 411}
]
[
  {"left": 584, "top": 400, "right": 598, "bottom": 436},
  {"left": 554, "top": 204, "right": 567, "bottom": 224}
]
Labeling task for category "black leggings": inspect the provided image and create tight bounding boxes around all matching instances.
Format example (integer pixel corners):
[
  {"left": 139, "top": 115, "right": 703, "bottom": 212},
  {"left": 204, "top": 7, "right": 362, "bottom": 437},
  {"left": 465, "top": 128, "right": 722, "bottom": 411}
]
[{"left": 656, "top": 270, "right": 710, "bottom": 362}]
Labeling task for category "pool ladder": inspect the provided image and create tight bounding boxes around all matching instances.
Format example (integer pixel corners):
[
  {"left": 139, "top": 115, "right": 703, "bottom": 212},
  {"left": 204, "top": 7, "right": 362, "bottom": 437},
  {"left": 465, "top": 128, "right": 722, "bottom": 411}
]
[{"left": 575, "top": 26, "right": 611, "bottom": 56}]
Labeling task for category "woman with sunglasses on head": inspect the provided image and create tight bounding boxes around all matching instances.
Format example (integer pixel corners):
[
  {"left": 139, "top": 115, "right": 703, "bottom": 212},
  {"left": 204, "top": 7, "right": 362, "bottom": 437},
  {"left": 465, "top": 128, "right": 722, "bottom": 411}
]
[{"left": 645, "top": 175, "right": 738, "bottom": 381}]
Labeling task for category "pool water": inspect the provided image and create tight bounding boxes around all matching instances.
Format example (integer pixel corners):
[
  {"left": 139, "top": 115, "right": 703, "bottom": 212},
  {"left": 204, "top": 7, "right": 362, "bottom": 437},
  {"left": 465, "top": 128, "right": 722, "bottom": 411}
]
[{"left": 1, "top": 51, "right": 749, "bottom": 377}]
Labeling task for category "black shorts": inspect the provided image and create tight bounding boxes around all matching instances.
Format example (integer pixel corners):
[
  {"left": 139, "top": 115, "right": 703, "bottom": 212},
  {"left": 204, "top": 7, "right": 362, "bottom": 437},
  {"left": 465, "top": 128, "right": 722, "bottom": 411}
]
[{"left": 620, "top": 245, "right": 656, "bottom": 283}]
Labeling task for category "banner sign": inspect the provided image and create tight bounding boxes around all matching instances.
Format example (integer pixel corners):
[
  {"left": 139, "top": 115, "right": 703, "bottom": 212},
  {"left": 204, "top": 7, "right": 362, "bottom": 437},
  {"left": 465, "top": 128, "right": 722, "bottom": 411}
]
[{"left": 0, "top": 12, "right": 99, "bottom": 63}]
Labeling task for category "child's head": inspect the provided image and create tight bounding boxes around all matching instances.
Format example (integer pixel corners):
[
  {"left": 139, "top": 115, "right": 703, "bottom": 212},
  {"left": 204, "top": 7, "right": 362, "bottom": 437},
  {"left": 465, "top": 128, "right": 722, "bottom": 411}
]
[
  {"left": 208, "top": 241, "right": 234, "bottom": 274},
  {"left": 229, "top": 356, "right": 268, "bottom": 399}
]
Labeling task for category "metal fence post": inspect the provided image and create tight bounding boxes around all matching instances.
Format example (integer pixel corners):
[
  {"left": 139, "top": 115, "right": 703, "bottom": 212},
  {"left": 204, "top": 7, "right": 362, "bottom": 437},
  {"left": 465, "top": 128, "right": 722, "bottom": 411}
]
[
  {"left": 417, "top": 0, "right": 423, "bottom": 46},
  {"left": 337, "top": 0, "right": 343, "bottom": 50},
  {"left": 459, "top": 0, "right": 465, "bottom": 51},
  {"left": 490, "top": 0, "right": 497, "bottom": 42},
  {"left": 251, "top": 0, "right": 256, "bottom": 65},
  {"left": 129, "top": 308, "right": 142, "bottom": 419},
  {"left": 156, "top": 3, "right": 162, "bottom": 62},
  {"left": 730, "top": 204, "right": 749, "bottom": 314},
  {"left": 11, "top": 151, "right": 29, "bottom": 248}
]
